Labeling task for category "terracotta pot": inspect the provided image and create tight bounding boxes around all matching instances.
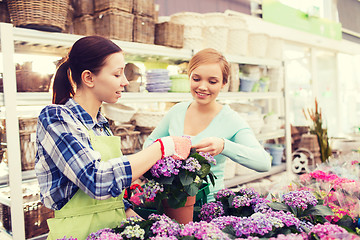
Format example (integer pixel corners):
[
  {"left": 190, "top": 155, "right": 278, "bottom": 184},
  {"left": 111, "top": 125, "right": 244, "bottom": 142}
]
[{"left": 163, "top": 195, "right": 196, "bottom": 224}]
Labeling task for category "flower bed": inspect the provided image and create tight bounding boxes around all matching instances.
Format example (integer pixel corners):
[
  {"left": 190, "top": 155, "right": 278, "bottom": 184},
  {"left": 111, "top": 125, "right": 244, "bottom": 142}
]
[{"left": 60, "top": 153, "right": 360, "bottom": 239}]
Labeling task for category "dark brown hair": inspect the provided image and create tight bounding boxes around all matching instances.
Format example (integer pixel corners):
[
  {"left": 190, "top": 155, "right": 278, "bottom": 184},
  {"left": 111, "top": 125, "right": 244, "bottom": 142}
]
[
  {"left": 188, "top": 48, "right": 230, "bottom": 84},
  {"left": 52, "top": 36, "right": 122, "bottom": 104}
]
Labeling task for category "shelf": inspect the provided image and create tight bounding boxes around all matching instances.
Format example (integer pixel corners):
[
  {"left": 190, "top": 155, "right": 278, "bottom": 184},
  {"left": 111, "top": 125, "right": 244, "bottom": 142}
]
[
  {"left": 0, "top": 170, "right": 36, "bottom": 187},
  {"left": 0, "top": 228, "right": 12, "bottom": 240},
  {"left": 0, "top": 91, "right": 283, "bottom": 106},
  {"left": 10, "top": 25, "right": 193, "bottom": 62},
  {"left": 226, "top": 54, "right": 282, "bottom": 67},
  {"left": 256, "top": 129, "right": 285, "bottom": 141},
  {"left": 1, "top": 23, "right": 285, "bottom": 66},
  {"left": 224, "top": 163, "right": 287, "bottom": 188}
]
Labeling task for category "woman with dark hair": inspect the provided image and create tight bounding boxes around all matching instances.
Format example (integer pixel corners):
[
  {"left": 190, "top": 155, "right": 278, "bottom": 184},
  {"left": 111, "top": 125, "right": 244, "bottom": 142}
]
[
  {"left": 144, "top": 48, "right": 271, "bottom": 201},
  {"left": 35, "top": 36, "right": 191, "bottom": 239}
]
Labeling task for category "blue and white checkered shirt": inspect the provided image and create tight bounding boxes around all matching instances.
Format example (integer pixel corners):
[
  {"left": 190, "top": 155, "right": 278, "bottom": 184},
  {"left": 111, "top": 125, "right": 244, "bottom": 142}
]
[{"left": 35, "top": 98, "right": 132, "bottom": 211}]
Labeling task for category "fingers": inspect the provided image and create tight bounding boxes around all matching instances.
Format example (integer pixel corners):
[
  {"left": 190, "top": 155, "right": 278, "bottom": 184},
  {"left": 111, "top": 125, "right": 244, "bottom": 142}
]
[{"left": 192, "top": 137, "right": 224, "bottom": 156}]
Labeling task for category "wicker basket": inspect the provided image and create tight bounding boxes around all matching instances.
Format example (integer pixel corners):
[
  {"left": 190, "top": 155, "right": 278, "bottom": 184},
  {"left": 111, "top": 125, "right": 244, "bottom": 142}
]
[
  {"left": 0, "top": 182, "right": 54, "bottom": 239},
  {"left": 0, "top": 201, "right": 54, "bottom": 239},
  {"left": 133, "top": 15, "right": 155, "bottom": 44},
  {"left": 133, "top": 0, "right": 155, "bottom": 17},
  {"left": 132, "top": 111, "right": 165, "bottom": 128},
  {"left": 94, "top": 9, "right": 133, "bottom": 41},
  {"left": 266, "top": 37, "right": 284, "bottom": 60},
  {"left": 225, "top": 15, "right": 247, "bottom": 30},
  {"left": 247, "top": 33, "right": 269, "bottom": 58},
  {"left": 202, "top": 25, "right": 228, "bottom": 53},
  {"left": 227, "top": 28, "right": 248, "bottom": 56},
  {"left": 72, "top": 0, "right": 94, "bottom": 17},
  {"left": 0, "top": 1, "right": 11, "bottom": 23},
  {"left": 113, "top": 128, "right": 140, "bottom": 154},
  {"left": 155, "top": 22, "right": 184, "bottom": 48},
  {"left": 7, "top": 0, "right": 69, "bottom": 32},
  {"left": 136, "top": 126, "right": 154, "bottom": 148},
  {"left": 73, "top": 14, "right": 94, "bottom": 36},
  {"left": 94, "top": 0, "right": 132, "bottom": 13},
  {"left": 203, "top": 12, "right": 226, "bottom": 26},
  {"left": 16, "top": 70, "right": 51, "bottom": 92}
]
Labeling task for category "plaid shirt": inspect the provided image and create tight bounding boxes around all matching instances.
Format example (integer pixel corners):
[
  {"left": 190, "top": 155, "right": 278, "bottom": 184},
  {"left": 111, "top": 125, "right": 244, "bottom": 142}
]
[{"left": 35, "top": 98, "right": 132, "bottom": 211}]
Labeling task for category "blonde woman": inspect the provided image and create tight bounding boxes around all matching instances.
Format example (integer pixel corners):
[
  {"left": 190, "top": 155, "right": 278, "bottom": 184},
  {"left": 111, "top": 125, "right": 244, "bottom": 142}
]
[{"left": 144, "top": 48, "right": 271, "bottom": 201}]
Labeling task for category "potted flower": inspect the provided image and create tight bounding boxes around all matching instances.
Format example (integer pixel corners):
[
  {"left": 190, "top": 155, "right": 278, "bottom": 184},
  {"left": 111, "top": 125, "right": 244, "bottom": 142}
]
[
  {"left": 143, "top": 148, "right": 217, "bottom": 223},
  {"left": 268, "top": 190, "right": 334, "bottom": 225}
]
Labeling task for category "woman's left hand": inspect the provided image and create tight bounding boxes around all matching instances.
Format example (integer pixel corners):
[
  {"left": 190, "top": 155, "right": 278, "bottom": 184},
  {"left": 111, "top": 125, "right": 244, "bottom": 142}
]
[{"left": 192, "top": 137, "right": 224, "bottom": 156}]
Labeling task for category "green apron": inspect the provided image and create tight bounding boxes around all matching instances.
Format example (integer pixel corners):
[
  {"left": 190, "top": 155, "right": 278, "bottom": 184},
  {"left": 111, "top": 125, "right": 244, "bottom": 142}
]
[{"left": 47, "top": 128, "right": 127, "bottom": 240}]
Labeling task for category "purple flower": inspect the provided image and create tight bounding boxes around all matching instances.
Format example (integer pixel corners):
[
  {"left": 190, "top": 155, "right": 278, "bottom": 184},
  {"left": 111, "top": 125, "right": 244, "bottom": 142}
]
[
  {"left": 282, "top": 190, "right": 318, "bottom": 210},
  {"left": 232, "top": 213, "right": 274, "bottom": 237},
  {"left": 232, "top": 195, "right": 253, "bottom": 208},
  {"left": 237, "top": 187, "right": 260, "bottom": 199},
  {"left": 87, "top": 228, "right": 116, "bottom": 240},
  {"left": 252, "top": 198, "right": 271, "bottom": 213},
  {"left": 299, "top": 220, "right": 314, "bottom": 232},
  {"left": 149, "top": 236, "right": 177, "bottom": 240},
  {"left": 180, "top": 221, "right": 229, "bottom": 240},
  {"left": 235, "top": 237, "right": 260, "bottom": 240},
  {"left": 181, "top": 157, "right": 201, "bottom": 172},
  {"left": 143, "top": 180, "right": 164, "bottom": 201},
  {"left": 231, "top": 211, "right": 300, "bottom": 238},
  {"left": 198, "top": 201, "right": 225, "bottom": 222},
  {"left": 210, "top": 216, "right": 242, "bottom": 230},
  {"left": 310, "top": 222, "right": 348, "bottom": 239},
  {"left": 150, "top": 156, "right": 182, "bottom": 178},
  {"left": 199, "top": 152, "right": 216, "bottom": 165},
  {"left": 215, "top": 188, "right": 236, "bottom": 200},
  {"left": 266, "top": 211, "right": 300, "bottom": 229},
  {"left": 59, "top": 237, "right": 78, "bottom": 240},
  {"left": 148, "top": 214, "right": 181, "bottom": 237}
]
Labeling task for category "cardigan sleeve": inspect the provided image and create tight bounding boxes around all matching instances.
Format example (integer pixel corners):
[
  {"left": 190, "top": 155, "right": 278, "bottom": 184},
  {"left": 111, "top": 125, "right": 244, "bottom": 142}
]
[{"left": 220, "top": 109, "right": 272, "bottom": 172}]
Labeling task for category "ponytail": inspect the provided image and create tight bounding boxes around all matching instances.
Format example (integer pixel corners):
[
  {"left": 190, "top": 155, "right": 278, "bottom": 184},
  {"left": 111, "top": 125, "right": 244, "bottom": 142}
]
[{"left": 52, "top": 59, "right": 74, "bottom": 104}]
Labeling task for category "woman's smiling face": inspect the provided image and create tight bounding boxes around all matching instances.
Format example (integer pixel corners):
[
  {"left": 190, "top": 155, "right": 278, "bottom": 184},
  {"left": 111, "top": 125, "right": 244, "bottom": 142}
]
[{"left": 190, "top": 62, "right": 224, "bottom": 105}]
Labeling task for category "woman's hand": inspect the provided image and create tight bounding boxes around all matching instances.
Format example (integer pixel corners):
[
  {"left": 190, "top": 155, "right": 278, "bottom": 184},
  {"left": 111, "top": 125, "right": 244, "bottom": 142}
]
[
  {"left": 156, "top": 136, "right": 192, "bottom": 160},
  {"left": 192, "top": 137, "right": 224, "bottom": 156}
]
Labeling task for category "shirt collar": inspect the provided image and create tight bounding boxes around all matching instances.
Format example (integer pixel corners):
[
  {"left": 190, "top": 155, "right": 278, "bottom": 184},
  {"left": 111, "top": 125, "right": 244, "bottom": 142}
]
[{"left": 64, "top": 98, "right": 109, "bottom": 130}]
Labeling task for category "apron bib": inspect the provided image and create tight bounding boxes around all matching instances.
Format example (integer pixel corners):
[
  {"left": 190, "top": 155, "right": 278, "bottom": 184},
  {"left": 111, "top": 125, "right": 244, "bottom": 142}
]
[{"left": 47, "top": 129, "right": 126, "bottom": 240}]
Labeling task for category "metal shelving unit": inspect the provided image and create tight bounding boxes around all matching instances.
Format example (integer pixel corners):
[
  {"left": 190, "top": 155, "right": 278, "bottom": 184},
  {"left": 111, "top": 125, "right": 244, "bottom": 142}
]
[{"left": 0, "top": 22, "right": 290, "bottom": 239}]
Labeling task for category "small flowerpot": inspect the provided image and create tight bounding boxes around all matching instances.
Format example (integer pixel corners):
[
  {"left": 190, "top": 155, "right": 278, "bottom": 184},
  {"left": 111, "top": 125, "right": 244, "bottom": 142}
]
[{"left": 163, "top": 195, "right": 196, "bottom": 224}]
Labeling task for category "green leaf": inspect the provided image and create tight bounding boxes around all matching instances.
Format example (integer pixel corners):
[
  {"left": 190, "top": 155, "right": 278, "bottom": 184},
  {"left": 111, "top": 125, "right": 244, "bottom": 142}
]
[
  {"left": 336, "top": 215, "right": 357, "bottom": 232},
  {"left": 167, "top": 191, "right": 188, "bottom": 208},
  {"left": 181, "top": 236, "right": 196, "bottom": 240},
  {"left": 208, "top": 171, "right": 216, "bottom": 186},
  {"left": 303, "top": 205, "right": 334, "bottom": 216},
  {"left": 157, "top": 175, "right": 174, "bottom": 185},
  {"left": 179, "top": 170, "right": 196, "bottom": 186},
  {"left": 198, "top": 163, "right": 211, "bottom": 178},
  {"left": 184, "top": 182, "right": 200, "bottom": 196},
  {"left": 268, "top": 202, "right": 291, "bottom": 212}
]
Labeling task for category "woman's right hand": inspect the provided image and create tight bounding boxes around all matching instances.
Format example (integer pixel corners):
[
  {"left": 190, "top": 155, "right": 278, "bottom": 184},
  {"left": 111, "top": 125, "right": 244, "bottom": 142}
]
[{"left": 156, "top": 136, "right": 192, "bottom": 160}]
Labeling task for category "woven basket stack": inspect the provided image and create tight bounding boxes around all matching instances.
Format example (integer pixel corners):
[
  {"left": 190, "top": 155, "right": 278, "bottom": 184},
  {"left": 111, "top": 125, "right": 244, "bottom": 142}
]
[{"left": 7, "top": 0, "right": 69, "bottom": 32}]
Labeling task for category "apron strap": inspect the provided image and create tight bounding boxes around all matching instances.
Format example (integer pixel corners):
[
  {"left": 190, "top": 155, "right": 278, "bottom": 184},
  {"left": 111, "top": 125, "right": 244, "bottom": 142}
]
[{"left": 54, "top": 200, "right": 125, "bottom": 218}]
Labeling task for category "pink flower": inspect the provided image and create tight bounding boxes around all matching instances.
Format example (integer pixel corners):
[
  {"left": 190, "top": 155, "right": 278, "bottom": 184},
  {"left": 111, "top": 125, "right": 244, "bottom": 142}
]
[{"left": 129, "top": 192, "right": 143, "bottom": 206}]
